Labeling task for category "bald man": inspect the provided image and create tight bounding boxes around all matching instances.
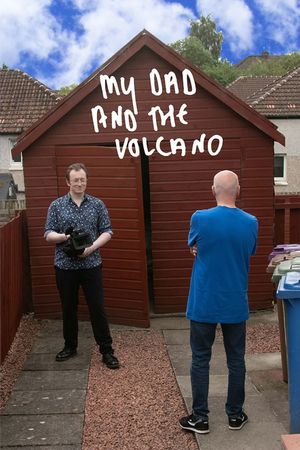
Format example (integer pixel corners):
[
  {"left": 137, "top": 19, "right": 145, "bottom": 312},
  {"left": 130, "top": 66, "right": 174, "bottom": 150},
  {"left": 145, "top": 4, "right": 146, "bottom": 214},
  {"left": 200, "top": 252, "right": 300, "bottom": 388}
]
[{"left": 180, "top": 170, "right": 258, "bottom": 435}]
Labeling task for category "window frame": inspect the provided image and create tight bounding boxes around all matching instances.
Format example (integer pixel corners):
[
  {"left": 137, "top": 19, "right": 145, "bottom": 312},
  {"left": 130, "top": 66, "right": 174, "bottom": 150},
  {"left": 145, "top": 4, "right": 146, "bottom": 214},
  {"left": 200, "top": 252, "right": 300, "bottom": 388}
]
[
  {"left": 274, "top": 154, "right": 287, "bottom": 185},
  {"left": 9, "top": 138, "right": 23, "bottom": 170}
]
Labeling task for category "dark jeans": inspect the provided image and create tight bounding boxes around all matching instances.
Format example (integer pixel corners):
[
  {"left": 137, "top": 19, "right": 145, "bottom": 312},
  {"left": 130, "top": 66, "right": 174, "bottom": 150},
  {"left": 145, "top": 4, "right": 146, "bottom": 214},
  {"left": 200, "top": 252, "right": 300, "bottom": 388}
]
[
  {"left": 55, "top": 266, "right": 113, "bottom": 354},
  {"left": 190, "top": 320, "right": 246, "bottom": 420}
]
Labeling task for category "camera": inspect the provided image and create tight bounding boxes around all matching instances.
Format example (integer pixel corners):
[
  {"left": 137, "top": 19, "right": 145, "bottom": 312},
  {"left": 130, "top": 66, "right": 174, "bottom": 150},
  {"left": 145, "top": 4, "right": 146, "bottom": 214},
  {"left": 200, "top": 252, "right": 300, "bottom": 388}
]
[{"left": 62, "top": 226, "right": 93, "bottom": 257}]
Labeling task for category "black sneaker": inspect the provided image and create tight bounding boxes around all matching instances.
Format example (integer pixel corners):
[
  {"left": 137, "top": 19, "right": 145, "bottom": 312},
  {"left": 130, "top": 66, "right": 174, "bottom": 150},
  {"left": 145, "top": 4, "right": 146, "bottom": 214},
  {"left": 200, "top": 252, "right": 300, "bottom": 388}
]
[
  {"left": 228, "top": 412, "right": 248, "bottom": 430},
  {"left": 179, "top": 414, "right": 209, "bottom": 434},
  {"left": 102, "top": 353, "right": 120, "bottom": 369}
]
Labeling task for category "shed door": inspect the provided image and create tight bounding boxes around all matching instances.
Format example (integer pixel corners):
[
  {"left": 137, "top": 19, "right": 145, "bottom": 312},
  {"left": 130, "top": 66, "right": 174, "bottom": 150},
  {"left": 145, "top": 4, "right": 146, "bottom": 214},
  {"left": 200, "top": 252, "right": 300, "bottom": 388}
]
[
  {"left": 149, "top": 139, "right": 242, "bottom": 314},
  {"left": 55, "top": 145, "right": 149, "bottom": 327}
]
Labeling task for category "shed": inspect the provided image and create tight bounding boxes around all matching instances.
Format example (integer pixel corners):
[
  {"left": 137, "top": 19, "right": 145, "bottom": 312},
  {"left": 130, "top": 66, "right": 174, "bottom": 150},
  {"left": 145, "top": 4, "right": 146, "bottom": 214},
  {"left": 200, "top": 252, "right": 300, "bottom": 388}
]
[{"left": 13, "top": 30, "right": 285, "bottom": 327}]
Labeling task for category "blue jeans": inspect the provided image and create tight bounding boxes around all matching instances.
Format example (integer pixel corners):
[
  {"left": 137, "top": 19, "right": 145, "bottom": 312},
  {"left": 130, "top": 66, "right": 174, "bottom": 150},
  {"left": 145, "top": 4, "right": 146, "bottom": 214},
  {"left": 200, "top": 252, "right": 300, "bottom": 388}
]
[{"left": 190, "top": 320, "right": 246, "bottom": 420}]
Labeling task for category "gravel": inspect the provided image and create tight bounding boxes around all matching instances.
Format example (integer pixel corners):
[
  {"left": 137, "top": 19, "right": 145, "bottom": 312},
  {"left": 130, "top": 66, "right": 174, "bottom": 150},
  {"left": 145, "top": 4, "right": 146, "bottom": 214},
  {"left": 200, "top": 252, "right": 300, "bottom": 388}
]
[
  {"left": 246, "top": 323, "right": 281, "bottom": 354},
  {"left": 0, "top": 314, "right": 45, "bottom": 410},
  {"left": 82, "top": 330, "right": 198, "bottom": 450}
]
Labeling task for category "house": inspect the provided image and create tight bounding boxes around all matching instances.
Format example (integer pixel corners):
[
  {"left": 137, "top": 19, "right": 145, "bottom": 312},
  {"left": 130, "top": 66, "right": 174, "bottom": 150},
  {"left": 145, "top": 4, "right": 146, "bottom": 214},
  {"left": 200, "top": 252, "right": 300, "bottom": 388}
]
[
  {"left": 228, "top": 66, "right": 300, "bottom": 195},
  {"left": 12, "top": 30, "right": 284, "bottom": 327},
  {"left": 228, "top": 67, "right": 300, "bottom": 244},
  {"left": 0, "top": 68, "right": 61, "bottom": 200},
  {"left": 235, "top": 51, "right": 286, "bottom": 71}
]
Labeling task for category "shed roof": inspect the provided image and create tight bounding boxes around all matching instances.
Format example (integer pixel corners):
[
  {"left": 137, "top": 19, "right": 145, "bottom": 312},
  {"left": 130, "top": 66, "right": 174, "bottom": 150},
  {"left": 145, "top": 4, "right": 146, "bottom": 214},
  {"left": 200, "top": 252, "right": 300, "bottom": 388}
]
[
  {"left": 13, "top": 30, "right": 285, "bottom": 156},
  {"left": 0, "top": 69, "right": 62, "bottom": 134}
]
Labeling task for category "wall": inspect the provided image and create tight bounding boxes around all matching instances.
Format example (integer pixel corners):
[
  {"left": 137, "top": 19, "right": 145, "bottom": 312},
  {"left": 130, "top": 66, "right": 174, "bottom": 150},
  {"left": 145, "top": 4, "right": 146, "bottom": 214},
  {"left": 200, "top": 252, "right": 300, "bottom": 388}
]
[
  {"left": 0, "top": 133, "right": 25, "bottom": 196},
  {"left": 273, "top": 118, "right": 300, "bottom": 195}
]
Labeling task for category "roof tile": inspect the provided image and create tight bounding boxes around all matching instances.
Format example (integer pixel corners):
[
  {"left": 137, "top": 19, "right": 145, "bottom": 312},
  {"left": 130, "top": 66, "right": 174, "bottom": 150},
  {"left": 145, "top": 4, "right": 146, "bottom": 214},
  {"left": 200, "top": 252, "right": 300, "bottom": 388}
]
[
  {"left": 0, "top": 69, "right": 62, "bottom": 133},
  {"left": 227, "top": 66, "right": 300, "bottom": 117},
  {"left": 248, "top": 66, "right": 300, "bottom": 117}
]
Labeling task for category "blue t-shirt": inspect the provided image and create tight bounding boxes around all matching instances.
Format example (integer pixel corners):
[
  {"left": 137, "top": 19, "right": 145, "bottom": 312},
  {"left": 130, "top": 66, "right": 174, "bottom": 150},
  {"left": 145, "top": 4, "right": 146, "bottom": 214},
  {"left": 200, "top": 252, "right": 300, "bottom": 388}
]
[{"left": 186, "top": 206, "right": 258, "bottom": 324}]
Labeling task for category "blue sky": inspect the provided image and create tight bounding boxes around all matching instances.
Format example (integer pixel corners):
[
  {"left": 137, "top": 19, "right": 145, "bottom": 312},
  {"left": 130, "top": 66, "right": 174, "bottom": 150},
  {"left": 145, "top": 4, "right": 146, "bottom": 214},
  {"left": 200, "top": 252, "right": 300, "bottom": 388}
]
[{"left": 0, "top": 0, "right": 299, "bottom": 89}]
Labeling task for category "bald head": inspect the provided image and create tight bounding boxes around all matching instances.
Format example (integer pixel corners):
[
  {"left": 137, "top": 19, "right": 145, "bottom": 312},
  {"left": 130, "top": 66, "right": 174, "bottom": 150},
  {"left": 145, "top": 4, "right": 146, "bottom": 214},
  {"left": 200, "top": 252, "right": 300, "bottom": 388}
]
[{"left": 212, "top": 170, "right": 240, "bottom": 205}]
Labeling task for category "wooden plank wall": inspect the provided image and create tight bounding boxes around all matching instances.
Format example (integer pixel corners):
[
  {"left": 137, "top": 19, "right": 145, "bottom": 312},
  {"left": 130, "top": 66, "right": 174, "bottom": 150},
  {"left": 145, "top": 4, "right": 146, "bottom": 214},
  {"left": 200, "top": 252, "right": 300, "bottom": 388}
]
[
  {"left": 0, "top": 211, "right": 25, "bottom": 363},
  {"left": 275, "top": 195, "right": 300, "bottom": 244},
  {"left": 22, "top": 46, "right": 276, "bottom": 323},
  {"left": 55, "top": 146, "right": 149, "bottom": 327}
]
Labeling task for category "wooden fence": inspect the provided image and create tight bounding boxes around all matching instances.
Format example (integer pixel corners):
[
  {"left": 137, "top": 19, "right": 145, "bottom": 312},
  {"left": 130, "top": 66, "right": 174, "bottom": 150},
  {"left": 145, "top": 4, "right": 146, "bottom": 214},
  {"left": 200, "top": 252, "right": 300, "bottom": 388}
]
[
  {"left": 0, "top": 210, "right": 31, "bottom": 363},
  {"left": 275, "top": 195, "right": 300, "bottom": 245}
]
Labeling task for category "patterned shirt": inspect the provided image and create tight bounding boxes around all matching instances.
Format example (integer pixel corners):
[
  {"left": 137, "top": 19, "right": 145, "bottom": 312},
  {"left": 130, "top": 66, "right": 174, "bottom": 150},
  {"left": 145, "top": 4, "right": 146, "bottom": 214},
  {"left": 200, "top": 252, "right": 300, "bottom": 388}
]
[{"left": 45, "top": 193, "right": 112, "bottom": 270}]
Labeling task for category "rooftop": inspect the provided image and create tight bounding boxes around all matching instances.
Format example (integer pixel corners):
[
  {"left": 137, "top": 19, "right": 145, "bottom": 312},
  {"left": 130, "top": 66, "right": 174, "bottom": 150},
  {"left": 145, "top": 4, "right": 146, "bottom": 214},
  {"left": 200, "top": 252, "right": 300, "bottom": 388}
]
[
  {"left": 227, "top": 66, "right": 300, "bottom": 117},
  {"left": 0, "top": 69, "right": 62, "bottom": 134}
]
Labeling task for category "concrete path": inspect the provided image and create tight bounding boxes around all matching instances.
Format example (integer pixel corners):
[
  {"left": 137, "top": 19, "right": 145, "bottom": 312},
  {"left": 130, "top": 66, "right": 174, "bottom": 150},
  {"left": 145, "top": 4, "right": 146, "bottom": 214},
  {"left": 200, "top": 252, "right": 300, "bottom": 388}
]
[
  {"left": 0, "top": 310, "right": 289, "bottom": 449},
  {"left": 0, "top": 320, "right": 93, "bottom": 449},
  {"left": 151, "top": 311, "right": 289, "bottom": 450}
]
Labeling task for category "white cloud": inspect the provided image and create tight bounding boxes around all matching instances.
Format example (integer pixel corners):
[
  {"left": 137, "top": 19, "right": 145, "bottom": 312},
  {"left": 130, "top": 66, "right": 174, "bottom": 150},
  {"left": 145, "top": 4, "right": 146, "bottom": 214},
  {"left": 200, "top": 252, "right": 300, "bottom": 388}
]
[
  {"left": 1, "top": 0, "right": 194, "bottom": 89},
  {"left": 48, "top": 0, "right": 194, "bottom": 88},
  {"left": 254, "top": 0, "right": 300, "bottom": 50},
  {"left": 197, "top": 0, "right": 255, "bottom": 53},
  {"left": 0, "top": 0, "right": 73, "bottom": 67},
  {"left": 197, "top": 0, "right": 300, "bottom": 56}
]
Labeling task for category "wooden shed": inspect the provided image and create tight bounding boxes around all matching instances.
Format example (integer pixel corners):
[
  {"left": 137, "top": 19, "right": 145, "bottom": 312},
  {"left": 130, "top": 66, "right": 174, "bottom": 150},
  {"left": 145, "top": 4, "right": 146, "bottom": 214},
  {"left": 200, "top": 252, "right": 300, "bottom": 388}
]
[{"left": 13, "top": 30, "right": 285, "bottom": 328}]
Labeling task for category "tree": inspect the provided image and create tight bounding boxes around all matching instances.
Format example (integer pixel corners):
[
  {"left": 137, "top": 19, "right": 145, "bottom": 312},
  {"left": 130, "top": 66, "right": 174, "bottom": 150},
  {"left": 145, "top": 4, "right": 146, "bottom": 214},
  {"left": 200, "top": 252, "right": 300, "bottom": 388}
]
[
  {"left": 170, "top": 35, "right": 216, "bottom": 68},
  {"left": 189, "top": 16, "right": 223, "bottom": 60},
  {"left": 203, "top": 59, "right": 238, "bottom": 86},
  {"left": 170, "top": 16, "right": 236, "bottom": 86},
  {"left": 2, "top": 63, "right": 8, "bottom": 69},
  {"left": 239, "top": 52, "right": 300, "bottom": 77},
  {"left": 58, "top": 83, "right": 78, "bottom": 95}
]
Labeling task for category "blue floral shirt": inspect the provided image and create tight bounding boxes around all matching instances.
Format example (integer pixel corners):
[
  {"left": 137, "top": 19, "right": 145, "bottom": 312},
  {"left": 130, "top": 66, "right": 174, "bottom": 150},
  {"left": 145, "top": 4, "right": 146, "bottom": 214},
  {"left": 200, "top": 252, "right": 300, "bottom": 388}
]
[{"left": 45, "top": 193, "right": 112, "bottom": 270}]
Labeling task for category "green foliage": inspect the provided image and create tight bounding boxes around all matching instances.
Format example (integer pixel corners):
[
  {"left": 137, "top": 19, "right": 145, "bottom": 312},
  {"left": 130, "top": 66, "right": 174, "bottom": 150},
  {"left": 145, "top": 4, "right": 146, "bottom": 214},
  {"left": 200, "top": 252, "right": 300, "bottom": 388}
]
[
  {"left": 189, "top": 16, "right": 223, "bottom": 60},
  {"left": 170, "top": 36, "right": 215, "bottom": 68},
  {"left": 58, "top": 83, "right": 78, "bottom": 95},
  {"left": 170, "top": 15, "right": 299, "bottom": 87},
  {"left": 2, "top": 63, "right": 9, "bottom": 69},
  {"left": 170, "top": 15, "right": 235, "bottom": 85},
  {"left": 239, "top": 52, "right": 300, "bottom": 77},
  {"left": 203, "top": 60, "right": 238, "bottom": 86}
]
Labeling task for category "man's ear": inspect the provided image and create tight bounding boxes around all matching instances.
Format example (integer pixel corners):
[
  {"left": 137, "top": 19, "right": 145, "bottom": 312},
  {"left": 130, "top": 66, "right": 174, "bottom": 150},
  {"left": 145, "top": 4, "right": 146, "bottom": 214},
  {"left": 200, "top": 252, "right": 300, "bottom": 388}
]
[
  {"left": 212, "top": 185, "right": 216, "bottom": 197},
  {"left": 237, "top": 185, "right": 241, "bottom": 198},
  {"left": 66, "top": 179, "right": 70, "bottom": 188}
]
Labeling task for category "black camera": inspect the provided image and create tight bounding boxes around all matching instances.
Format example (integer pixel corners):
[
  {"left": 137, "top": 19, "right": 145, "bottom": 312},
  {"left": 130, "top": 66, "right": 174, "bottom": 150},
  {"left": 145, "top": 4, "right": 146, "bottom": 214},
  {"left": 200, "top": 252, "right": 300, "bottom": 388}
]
[{"left": 62, "top": 226, "right": 93, "bottom": 257}]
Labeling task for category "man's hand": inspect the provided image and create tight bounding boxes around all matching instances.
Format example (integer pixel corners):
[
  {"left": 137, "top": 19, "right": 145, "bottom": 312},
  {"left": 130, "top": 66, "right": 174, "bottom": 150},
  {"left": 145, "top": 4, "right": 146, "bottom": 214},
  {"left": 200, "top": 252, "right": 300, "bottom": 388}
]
[
  {"left": 190, "top": 246, "right": 197, "bottom": 257},
  {"left": 79, "top": 245, "right": 95, "bottom": 258}
]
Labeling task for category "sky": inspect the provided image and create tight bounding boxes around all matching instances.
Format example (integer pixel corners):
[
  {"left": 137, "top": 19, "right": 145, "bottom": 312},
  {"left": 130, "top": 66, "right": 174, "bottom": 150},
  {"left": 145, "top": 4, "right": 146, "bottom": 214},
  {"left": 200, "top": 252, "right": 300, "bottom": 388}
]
[{"left": 0, "top": 0, "right": 299, "bottom": 90}]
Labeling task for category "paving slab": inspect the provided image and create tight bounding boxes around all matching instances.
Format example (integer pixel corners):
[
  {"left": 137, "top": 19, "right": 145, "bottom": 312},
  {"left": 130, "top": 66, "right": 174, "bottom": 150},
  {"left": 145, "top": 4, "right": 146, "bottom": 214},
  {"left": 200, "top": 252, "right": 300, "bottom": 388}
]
[
  {"left": 30, "top": 336, "right": 92, "bottom": 354},
  {"left": 246, "top": 352, "right": 282, "bottom": 371},
  {"left": 193, "top": 421, "right": 286, "bottom": 450},
  {"left": 248, "top": 369, "right": 289, "bottom": 431},
  {"left": 0, "top": 414, "right": 84, "bottom": 447},
  {"left": 167, "top": 344, "right": 230, "bottom": 376},
  {"left": 162, "top": 329, "right": 190, "bottom": 345},
  {"left": 176, "top": 375, "right": 257, "bottom": 398},
  {"left": 13, "top": 370, "right": 88, "bottom": 391},
  {"left": 0, "top": 446, "right": 81, "bottom": 450},
  {"left": 2, "top": 389, "right": 86, "bottom": 415},
  {"left": 23, "top": 352, "right": 91, "bottom": 371},
  {"left": 150, "top": 316, "right": 190, "bottom": 330}
]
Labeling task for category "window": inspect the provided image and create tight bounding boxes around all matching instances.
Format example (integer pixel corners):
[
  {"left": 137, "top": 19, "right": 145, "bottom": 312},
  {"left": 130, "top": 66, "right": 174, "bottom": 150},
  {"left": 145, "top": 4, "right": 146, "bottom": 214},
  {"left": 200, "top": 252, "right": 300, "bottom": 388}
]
[
  {"left": 274, "top": 154, "right": 287, "bottom": 185},
  {"left": 9, "top": 138, "right": 22, "bottom": 169}
]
